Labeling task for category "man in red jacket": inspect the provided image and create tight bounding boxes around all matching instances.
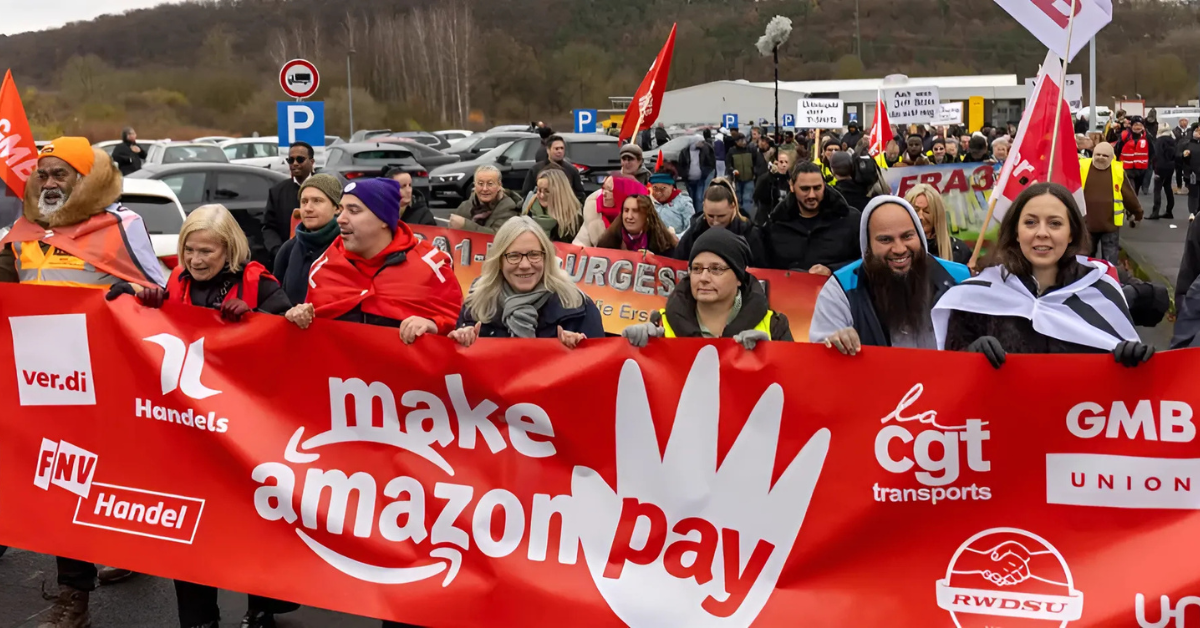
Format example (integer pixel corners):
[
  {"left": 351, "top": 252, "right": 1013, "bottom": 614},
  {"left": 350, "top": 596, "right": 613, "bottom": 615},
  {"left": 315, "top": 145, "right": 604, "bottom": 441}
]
[
  {"left": 285, "top": 177, "right": 462, "bottom": 343},
  {"left": 1114, "top": 116, "right": 1154, "bottom": 195}
]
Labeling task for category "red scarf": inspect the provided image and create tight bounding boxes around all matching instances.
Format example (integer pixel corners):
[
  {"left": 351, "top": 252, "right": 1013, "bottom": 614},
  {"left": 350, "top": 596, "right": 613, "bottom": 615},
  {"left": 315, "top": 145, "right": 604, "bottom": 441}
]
[{"left": 306, "top": 223, "right": 462, "bottom": 332}]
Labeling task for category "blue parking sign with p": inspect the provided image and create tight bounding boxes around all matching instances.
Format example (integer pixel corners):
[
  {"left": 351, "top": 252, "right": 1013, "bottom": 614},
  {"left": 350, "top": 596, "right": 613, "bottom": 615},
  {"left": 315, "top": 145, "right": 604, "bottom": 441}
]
[
  {"left": 722, "top": 113, "right": 738, "bottom": 129},
  {"left": 573, "top": 109, "right": 598, "bottom": 133},
  {"left": 782, "top": 113, "right": 796, "bottom": 127},
  {"left": 277, "top": 102, "right": 325, "bottom": 147}
]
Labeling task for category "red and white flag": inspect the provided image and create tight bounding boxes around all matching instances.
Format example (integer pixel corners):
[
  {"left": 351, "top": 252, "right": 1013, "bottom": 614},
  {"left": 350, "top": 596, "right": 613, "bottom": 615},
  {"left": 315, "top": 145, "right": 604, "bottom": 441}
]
[
  {"left": 0, "top": 70, "right": 38, "bottom": 198},
  {"left": 867, "top": 94, "right": 893, "bottom": 157},
  {"left": 618, "top": 24, "right": 677, "bottom": 146},
  {"left": 993, "top": 0, "right": 1112, "bottom": 62},
  {"left": 990, "top": 51, "right": 1083, "bottom": 226}
]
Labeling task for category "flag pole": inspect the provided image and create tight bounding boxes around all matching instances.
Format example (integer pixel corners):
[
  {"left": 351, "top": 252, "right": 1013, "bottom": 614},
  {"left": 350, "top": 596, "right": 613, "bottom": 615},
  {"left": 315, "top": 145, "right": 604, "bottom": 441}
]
[{"left": 1047, "top": 0, "right": 1079, "bottom": 181}]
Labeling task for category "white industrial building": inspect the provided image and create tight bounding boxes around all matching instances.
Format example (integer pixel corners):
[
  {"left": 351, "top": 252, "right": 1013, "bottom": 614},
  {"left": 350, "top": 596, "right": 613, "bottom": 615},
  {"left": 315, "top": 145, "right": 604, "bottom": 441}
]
[{"left": 659, "top": 75, "right": 1030, "bottom": 129}]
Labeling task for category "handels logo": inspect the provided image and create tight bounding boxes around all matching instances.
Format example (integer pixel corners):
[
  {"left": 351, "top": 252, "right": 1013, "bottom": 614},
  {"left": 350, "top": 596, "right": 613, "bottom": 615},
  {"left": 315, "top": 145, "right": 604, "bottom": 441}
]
[
  {"left": 10, "top": 314, "right": 96, "bottom": 406},
  {"left": 143, "top": 334, "right": 221, "bottom": 399},
  {"left": 936, "top": 527, "right": 1083, "bottom": 627}
]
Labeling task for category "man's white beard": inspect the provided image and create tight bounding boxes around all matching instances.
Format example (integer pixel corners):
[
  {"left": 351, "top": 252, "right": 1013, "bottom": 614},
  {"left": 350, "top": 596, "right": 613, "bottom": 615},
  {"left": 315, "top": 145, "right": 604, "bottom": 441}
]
[{"left": 38, "top": 190, "right": 68, "bottom": 219}]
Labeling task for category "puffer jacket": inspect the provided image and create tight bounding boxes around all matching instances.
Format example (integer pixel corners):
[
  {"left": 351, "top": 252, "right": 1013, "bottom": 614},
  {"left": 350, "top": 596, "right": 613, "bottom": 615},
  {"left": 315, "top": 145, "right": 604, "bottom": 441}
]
[{"left": 761, "top": 187, "right": 861, "bottom": 272}]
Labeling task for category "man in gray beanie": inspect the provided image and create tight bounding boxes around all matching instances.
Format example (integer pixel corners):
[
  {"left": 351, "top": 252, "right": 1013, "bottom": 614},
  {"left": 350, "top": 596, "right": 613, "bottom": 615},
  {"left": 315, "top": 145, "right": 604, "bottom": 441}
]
[
  {"left": 809, "top": 195, "right": 971, "bottom": 354},
  {"left": 622, "top": 227, "right": 791, "bottom": 348}
]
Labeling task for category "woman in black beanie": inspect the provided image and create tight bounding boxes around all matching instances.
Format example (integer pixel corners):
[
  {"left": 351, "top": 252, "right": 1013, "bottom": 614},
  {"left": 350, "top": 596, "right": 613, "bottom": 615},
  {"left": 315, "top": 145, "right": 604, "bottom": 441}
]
[{"left": 622, "top": 227, "right": 792, "bottom": 347}]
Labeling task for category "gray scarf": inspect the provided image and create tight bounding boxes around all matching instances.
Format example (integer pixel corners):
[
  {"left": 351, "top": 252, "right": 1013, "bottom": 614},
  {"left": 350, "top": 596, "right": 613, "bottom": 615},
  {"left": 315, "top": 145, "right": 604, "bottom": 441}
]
[{"left": 500, "top": 284, "right": 552, "bottom": 338}]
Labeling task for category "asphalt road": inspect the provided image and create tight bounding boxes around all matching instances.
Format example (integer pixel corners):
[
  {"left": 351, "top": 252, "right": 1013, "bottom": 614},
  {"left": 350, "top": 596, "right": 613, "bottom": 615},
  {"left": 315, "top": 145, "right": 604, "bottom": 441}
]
[{"left": 0, "top": 549, "right": 382, "bottom": 627}]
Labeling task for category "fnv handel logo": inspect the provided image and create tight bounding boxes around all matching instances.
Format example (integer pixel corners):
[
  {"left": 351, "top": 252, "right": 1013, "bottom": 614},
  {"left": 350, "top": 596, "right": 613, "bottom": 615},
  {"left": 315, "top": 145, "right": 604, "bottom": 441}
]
[
  {"left": 139, "top": 334, "right": 229, "bottom": 434},
  {"left": 10, "top": 314, "right": 96, "bottom": 406},
  {"left": 35, "top": 439, "right": 205, "bottom": 544}
]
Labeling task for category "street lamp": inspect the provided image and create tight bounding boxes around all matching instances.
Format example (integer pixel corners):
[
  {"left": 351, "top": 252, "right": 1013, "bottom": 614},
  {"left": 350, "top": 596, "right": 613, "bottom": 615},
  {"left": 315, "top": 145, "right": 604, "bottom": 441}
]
[{"left": 347, "top": 48, "right": 356, "bottom": 137}]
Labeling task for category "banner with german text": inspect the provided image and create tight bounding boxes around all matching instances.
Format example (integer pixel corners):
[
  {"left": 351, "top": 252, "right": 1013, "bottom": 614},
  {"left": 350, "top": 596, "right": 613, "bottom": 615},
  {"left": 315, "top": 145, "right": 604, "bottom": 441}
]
[
  {"left": 1, "top": 284, "right": 1197, "bottom": 626},
  {"left": 410, "top": 225, "right": 824, "bottom": 340}
]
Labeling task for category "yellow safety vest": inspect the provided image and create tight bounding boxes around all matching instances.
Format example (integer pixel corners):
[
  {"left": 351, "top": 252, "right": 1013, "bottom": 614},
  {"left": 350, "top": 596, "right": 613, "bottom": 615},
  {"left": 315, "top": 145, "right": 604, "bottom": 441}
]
[
  {"left": 659, "top": 309, "right": 774, "bottom": 338},
  {"left": 1079, "top": 158, "right": 1126, "bottom": 227},
  {"left": 12, "top": 241, "right": 117, "bottom": 289}
]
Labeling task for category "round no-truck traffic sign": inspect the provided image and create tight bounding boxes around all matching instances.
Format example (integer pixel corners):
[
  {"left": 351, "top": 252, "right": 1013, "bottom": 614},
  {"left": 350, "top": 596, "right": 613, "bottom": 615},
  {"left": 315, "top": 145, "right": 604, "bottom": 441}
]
[{"left": 280, "top": 59, "right": 319, "bottom": 100}]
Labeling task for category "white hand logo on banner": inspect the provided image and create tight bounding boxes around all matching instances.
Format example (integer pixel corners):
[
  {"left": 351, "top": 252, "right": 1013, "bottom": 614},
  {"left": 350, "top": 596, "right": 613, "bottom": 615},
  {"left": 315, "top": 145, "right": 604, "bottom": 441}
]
[{"left": 570, "top": 346, "right": 831, "bottom": 628}]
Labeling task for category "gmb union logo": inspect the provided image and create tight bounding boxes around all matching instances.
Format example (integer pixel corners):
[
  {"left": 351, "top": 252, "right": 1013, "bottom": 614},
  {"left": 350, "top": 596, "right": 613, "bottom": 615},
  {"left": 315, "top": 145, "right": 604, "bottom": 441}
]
[{"left": 936, "top": 528, "right": 1083, "bottom": 627}]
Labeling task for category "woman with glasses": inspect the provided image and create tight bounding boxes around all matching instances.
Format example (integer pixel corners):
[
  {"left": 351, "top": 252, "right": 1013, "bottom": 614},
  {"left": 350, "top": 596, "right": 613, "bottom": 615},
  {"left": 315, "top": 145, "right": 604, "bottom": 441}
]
[
  {"left": 595, "top": 194, "right": 678, "bottom": 255},
  {"left": 523, "top": 168, "right": 583, "bottom": 242},
  {"left": 622, "top": 227, "right": 792, "bottom": 347},
  {"left": 448, "top": 165, "right": 521, "bottom": 234},
  {"left": 448, "top": 217, "right": 604, "bottom": 347}
]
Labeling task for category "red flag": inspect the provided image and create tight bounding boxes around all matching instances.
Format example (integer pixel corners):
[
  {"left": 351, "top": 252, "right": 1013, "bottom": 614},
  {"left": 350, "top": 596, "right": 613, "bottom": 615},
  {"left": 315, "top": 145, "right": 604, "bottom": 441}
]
[
  {"left": 990, "top": 51, "right": 1083, "bottom": 225},
  {"left": 0, "top": 70, "right": 38, "bottom": 198},
  {"left": 618, "top": 24, "right": 677, "bottom": 145},
  {"left": 867, "top": 95, "right": 893, "bottom": 157}
]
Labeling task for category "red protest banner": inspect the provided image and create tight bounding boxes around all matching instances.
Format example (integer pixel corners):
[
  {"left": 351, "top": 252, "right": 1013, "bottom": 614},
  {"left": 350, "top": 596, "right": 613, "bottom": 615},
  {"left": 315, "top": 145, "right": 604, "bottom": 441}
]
[
  {"left": 410, "top": 225, "right": 824, "bottom": 339},
  {"left": 1, "top": 283, "right": 1197, "bottom": 627},
  {"left": 0, "top": 70, "right": 39, "bottom": 198}
]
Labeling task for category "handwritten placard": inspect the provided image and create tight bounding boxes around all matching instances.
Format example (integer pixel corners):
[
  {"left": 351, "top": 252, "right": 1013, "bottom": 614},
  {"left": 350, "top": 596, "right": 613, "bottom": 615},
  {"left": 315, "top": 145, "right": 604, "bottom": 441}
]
[
  {"left": 884, "top": 86, "right": 940, "bottom": 124},
  {"left": 935, "top": 102, "right": 964, "bottom": 125},
  {"left": 797, "top": 98, "right": 845, "bottom": 129}
]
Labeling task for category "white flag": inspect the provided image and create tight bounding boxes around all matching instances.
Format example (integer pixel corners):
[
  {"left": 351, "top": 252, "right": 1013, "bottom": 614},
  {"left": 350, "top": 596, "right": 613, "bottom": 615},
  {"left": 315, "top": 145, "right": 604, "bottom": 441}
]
[{"left": 993, "top": 0, "right": 1113, "bottom": 61}]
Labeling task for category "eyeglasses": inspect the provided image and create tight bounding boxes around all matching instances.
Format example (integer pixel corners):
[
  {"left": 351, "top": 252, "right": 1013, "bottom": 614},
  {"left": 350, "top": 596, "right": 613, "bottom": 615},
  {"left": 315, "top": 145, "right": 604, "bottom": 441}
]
[
  {"left": 536, "top": 187, "right": 550, "bottom": 196},
  {"left": 690, "top": 265, "right": 730, "bottom": 277},
  {"left": 286, "top": 156, "right": 309, "bottom": 165},
  {"left": 503, "top": 250, "right": 545, "bottom": 264},
  {"left": 475, "top": 180, "right": 500, "bottom": 190}
]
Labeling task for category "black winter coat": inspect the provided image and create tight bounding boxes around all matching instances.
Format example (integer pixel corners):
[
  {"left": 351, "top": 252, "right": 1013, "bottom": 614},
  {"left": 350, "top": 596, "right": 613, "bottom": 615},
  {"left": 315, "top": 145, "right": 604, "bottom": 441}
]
[
  {"left": 670, "top": 215, "right": 767, "bottom": 268},
  {"left": 752, "top": 172, "right": 790, "bottom": 222},
  {"left": 172, "top": 268, "right": 292, "bottom": 315},
  {"left": 402, "top": 193, "right": 437, "bottom": 226},
  {"left": 659, "top": 276, "right": 792, "bottom": 340},
  {"left": 1154, "top": 136, "right": 1177, "bottom": 174},
  {"left": 456, "top": 292, "right": 606, "bottom": 339},
  {"left": 676, "top": 141, "right": 716, "bottom": 180},
  {"left": 761, "top": 188, "right": 862, "bottom": 272},
  {"left": 834, "top": 178, "right": 872, "bottom": 212},
  {"left": 520, "top": 160, "right": 586, "bottom": 201},
  {"left": 262, "top": 178, "right": 303, "bottom": 267},
  {"left": 273, "top": 222, "right": 339, "bottom": 305},
  {"left": 111, "top": 140, "right": 145, "bottom": 176},
  {"left": 1177, "top": 136, "right": 1200, "bottom": 179},
  {"left": 928, "top": 236, "right": 973, "bottom": 266}
]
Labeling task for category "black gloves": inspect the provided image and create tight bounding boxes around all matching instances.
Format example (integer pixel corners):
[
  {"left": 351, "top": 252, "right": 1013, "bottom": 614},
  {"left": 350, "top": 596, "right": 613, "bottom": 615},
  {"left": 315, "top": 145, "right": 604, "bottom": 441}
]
[
  {"left": 221, "top": 298, "right": 251, "bottom": 322},
  {"left": 105, "top": 284, "right": 167, "bottom": 308},
  {"left": 966, "top": 336, "right": 1006, "bottom": 369},
  {"left": 1113, "top": 340, "right": 1155, "bottom": 367}
]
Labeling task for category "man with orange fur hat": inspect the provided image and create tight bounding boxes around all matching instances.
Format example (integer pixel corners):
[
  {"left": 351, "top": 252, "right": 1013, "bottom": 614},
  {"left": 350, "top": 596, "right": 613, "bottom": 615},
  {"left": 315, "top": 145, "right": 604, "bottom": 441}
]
[
  {"left": 0, "top": 138, "right": 162, "bottom": 628},
  {"left": 0, "top": 137, "right": 165, "bottom": 290}
]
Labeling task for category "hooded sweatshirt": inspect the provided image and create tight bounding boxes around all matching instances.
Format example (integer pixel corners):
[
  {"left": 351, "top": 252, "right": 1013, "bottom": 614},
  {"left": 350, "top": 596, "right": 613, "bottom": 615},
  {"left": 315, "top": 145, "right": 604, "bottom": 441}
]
[{"left": 808, "top": 195, "right": 970, "bottom": 348}]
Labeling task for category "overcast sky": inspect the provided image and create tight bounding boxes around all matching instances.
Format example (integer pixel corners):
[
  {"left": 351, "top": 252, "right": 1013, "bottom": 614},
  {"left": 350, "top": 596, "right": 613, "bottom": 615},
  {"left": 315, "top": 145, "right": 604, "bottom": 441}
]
[{"left": 1, "top": 0, "right": 189, "bottom": 36}]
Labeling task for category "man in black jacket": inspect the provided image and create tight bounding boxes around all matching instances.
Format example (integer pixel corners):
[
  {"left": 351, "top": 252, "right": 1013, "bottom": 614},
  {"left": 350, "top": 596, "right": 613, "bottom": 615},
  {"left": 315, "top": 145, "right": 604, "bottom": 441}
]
[
  {"left": 841, "top": 122, "right": 863, "bottom": 152},
  {"left": 1174, "top": 118, "right": 1190, "bottom": 192},
  {"left": 753, "top": 150, "right": 792, "bottom": 223},
  {"left": 761, "top": 161, "right": 861, "bottom": 275},
  {"left": 1150, "top": 129, "right": 1177, "bottom": 220},
  {"left": 111, "top": 127, "right": 145, "bottom": 176},
  {"left": 261, "top": 141, "right": 314, "bottom": 269},
  {"left": 830, "top": 152, "right": 871, "bottom": 211},
  {"left": 677, "top": 132, "right": 716, "bottom": 204},
  {"left": 520, "top": 134, "right": 585, "bottom": 201}
]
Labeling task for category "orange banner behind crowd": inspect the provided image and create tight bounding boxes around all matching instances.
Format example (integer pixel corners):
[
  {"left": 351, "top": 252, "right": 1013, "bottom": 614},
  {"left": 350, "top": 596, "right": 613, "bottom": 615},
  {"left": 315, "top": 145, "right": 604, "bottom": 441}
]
[
  {"left": 410, "top": 225, "right": 825, "bottom": 338},
  {"left": 1, "top": 284, "right": 1198, "bottom": 627}
]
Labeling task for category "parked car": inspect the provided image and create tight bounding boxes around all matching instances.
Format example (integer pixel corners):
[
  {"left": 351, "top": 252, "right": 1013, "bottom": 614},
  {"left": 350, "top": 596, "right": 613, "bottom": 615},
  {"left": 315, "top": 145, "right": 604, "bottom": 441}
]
[
  {"left": 349, "top": 129, "right": 393, "bottom": 143},
  {"left": 119, "top": 178, "right": 187, "bottom": 272},
  {"left": 219, "top": 137, "right": 283, "bottom": 169},
  {"left": 127, "top": 163, "right": 287, "bottom": 265},
  {"left": 643, "top": 134, "right": 703, "bottom": 172},
  {"left": 387, "top": 131, "right": 452, "bottom": 151},
  {"left": 558, "top": 133, "right": 621, "bottom": 193},
  {"left": 435, "top": 130, "right": 473, "bottom": 145},
  {"left": 193, "top": 136, "right": 236, "bottom": 144},
  {"left": 488, "top": 124, "right": 534, "bottom": 133},
  {"left": 445, "top": 131, "right": 537, "bottom": 158},
  {"left": 429, "top": 137, "right": 542, "bottom": 204},
  {"left": 376, "top": 138, "right": 460, "bottom": 172},
  {"left": 144, "top": 142, "right": 229, "bottom": 165},
  {"left": 321, "top": 141, "right": 431, "bottom": 196}
]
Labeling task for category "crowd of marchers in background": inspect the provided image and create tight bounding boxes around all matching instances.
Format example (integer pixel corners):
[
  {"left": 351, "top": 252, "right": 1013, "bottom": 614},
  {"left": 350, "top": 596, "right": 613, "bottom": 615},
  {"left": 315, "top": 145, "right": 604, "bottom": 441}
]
[{"left": 8, "top": 102, "right": 1200, "bottom": 626}]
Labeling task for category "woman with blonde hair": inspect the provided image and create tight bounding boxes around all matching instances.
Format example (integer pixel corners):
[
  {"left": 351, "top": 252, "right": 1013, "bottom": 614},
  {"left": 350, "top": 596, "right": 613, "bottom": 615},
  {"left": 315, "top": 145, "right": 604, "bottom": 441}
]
[
  {"left": 595, "top": 194, "right": 678, "bottom": 255},
  {"left": 524, "top": 167, "right": 583, "bottom": 242},
  {"left": 449, "top": 216, "right": 603, "bottom": 347},
  {"left": 108, "top": 204, "right": 292, "bottom": 320},
  {"left": 904, "top": 184, "right": 972, "bottom": 265}
]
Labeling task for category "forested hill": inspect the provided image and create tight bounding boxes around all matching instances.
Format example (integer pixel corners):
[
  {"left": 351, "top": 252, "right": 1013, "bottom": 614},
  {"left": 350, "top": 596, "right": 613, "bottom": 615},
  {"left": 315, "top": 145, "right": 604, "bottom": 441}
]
[{"left": 2, "top": 0, "right": 1197, "bottom": 139}]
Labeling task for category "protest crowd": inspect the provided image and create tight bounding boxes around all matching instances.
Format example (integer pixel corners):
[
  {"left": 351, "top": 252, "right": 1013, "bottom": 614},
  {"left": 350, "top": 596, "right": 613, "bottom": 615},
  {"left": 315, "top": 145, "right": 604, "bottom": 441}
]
[{"left": 3, "top": 2, "right": 1200, "bottom": 626}]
